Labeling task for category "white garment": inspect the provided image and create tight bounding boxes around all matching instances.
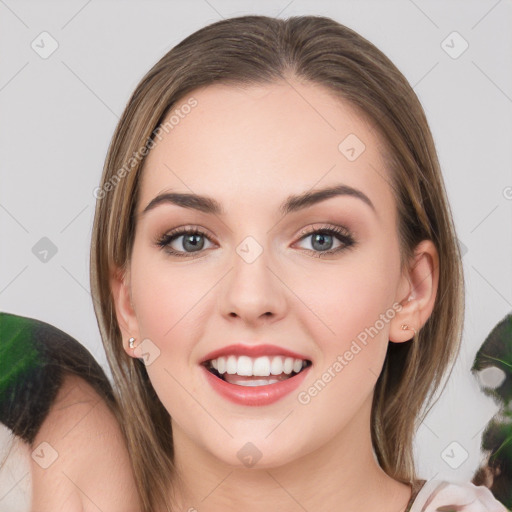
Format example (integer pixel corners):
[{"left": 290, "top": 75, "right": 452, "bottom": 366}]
[{"left": 410, "top": 479, "right": 508, "bottom": 512}]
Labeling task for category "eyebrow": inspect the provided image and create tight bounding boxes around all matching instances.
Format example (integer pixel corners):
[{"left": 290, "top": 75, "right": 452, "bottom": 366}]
[{"left": 139, "top": 183, "right": 376, "bottom": 218}]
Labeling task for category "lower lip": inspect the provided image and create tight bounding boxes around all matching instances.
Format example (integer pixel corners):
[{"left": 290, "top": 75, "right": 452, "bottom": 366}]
[{"left": 201, "top": 364, "right": 311, "bottom": 406}]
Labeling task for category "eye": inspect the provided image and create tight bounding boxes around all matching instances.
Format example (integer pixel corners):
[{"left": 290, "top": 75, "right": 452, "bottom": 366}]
[
  {"left": 293, "top": 224, "right": 355, "bottom": 257},
  {"left": 155, "top": 223, "right": 356, "bottom": 258},
  {"left": 155, "top": 226, "right": 215, "bottom": 257}
]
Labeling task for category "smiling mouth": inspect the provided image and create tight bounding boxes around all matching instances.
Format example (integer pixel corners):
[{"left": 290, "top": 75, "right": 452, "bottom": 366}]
[{"left": 202, "top": 357, "right": 313, "bottom": 387}]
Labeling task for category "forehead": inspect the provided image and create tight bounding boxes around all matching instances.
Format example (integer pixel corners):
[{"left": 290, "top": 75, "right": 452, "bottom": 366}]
[{"left": 137, "top": 79, "right": 394, "bottom": 218}]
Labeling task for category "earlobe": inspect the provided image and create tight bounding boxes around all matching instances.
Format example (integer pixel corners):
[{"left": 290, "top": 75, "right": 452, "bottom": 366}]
[
  {"left": 109, "top": 266, "right": 140, "bottom": 356},
  {"left": 389, "top": 239, "right": 439, "bottom": 343}
]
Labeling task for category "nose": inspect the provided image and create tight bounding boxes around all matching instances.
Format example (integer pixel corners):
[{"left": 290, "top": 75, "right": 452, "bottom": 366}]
[{"left": 219, "top": 238, "right": 287, "bottom": 327}]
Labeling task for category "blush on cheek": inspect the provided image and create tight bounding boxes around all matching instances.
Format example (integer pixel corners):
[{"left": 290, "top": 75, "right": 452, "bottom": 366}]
[
  {"left": 130, "top": 256, "right": 216, "bottom": 355},
  {"left": 312, "top": 277, "right": 393, "bottom": 364}
]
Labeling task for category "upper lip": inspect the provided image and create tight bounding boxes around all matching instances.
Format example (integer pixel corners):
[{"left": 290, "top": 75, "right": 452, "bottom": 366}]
[{"left": 200, "top": 344, "right": 311, "bottom": 365}]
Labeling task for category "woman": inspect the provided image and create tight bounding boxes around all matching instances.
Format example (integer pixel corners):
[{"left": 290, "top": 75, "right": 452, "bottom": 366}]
[{"left": 87, "top": 13, "right": 506, "bottom": 512}]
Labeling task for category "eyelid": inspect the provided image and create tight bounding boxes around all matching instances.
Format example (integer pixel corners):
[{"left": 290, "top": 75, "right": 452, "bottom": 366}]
[
  {"left": 158, "top": 224, "right": 217, "bottom": 242},
  {"left": 295, "top": 223, "right": 352, "bottom": 240}
]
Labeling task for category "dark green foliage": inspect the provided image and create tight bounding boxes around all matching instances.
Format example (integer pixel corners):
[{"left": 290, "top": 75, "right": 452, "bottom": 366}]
[
  {"left": 0, "top": 311, "right": 114, "bottom": 445},
  {"left": 471, "top": 313, "right": 512, "bottom": 507}
]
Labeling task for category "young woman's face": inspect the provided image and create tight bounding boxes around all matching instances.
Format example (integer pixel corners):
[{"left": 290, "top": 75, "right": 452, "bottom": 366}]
[{"left": 120, "top": 79, "right": 414, "bottom": 468}]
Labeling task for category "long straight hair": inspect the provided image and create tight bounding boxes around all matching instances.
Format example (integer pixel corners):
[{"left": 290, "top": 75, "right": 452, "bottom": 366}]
[{"left": 90, "top": 15, "right": 464, "bottom": 512}]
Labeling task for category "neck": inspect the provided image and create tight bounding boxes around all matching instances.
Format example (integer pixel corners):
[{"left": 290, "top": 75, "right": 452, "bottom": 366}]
[{"left": 167, "top": 394, "right": 412, "bottom": 512}]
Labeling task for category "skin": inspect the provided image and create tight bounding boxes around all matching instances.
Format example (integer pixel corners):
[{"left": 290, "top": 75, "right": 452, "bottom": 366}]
[
  {"left": 111, "top": 77, "right": 439, "bottom": 512},
  {"left": 29, "top": 374, "right": 140, "bottom": 511}
]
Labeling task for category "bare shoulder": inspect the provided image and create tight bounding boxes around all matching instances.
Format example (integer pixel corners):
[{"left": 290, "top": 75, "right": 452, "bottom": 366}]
[{"left": 30, "top": 373, "right": 141, "bottom": 512}]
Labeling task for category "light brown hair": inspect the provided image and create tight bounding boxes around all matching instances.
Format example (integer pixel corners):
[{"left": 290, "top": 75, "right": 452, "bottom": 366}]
[{"left": 90, "top": 14, "right": 464, "bottom": 512}]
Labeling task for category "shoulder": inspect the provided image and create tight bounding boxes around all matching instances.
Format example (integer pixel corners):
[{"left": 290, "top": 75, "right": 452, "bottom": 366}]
[
  {"left": 29, "top": 373, "right": 141, "bottom": 512},
  {"left": 409, "top": 479, "right": 509, "bottom": 512}
]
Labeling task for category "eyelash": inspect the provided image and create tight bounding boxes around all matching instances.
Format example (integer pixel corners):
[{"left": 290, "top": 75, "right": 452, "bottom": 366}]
[{"left": 155, "top": 224, "right": 356, "bottom": 259}]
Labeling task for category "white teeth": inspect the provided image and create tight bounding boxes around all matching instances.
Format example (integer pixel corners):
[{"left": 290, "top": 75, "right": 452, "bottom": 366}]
[
  {"left": 226, "top": 355, "right": 237, "bottom": 374},
  {"left": 270, "top": 356, "right": 284, "bottom": 375},
  {"left": 207, "top": 355, "right": 307, "bottom": 377},
  {"left": 225, "top": 376, "right": 282, "bottom": 386},
  {"left": 237, "top": 356, "right": 252, "bottom": 376},
  {"left": 253, "top": 356, "right": 270, "bottom": 376}
]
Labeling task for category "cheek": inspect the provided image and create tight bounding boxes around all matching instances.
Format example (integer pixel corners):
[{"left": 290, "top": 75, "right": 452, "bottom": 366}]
[
  {"left": 128, "top": 248, "right": 208, "bottom": 416},
  {"left": 130, "top": 245, "right": 208, "bottom": 341},
  {"left": 293, "top": 249, "right": 400, "bottom": 349},
  {"left": 293, "top": 252, "right": 401, "bottom": 421},
  {"left": 128, "top": 246, "right": 219, "bottom": 389}
]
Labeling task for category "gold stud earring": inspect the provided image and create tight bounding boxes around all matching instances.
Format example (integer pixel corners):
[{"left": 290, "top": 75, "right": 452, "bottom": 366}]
[{"left": 400, "top": 324, "right": 417, "bottom": 336}]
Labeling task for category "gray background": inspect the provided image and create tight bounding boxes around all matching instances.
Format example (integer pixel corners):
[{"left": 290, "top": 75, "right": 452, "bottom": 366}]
[{"left": 1, "top": 0, "right": 511, "bottom": 508}]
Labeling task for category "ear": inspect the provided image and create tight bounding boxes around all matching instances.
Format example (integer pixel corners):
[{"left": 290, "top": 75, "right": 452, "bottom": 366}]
[
  {"left": 110, "top": 265, "right": 141, "bottom": 357},
  {"left": 389, "top": 239, "right": 439, "bottom": 343}
]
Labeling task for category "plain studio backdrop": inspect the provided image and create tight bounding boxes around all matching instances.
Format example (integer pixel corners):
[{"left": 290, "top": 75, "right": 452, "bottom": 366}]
[{"left": 1, "top": 1, "right": 511, "bottom": 510}]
